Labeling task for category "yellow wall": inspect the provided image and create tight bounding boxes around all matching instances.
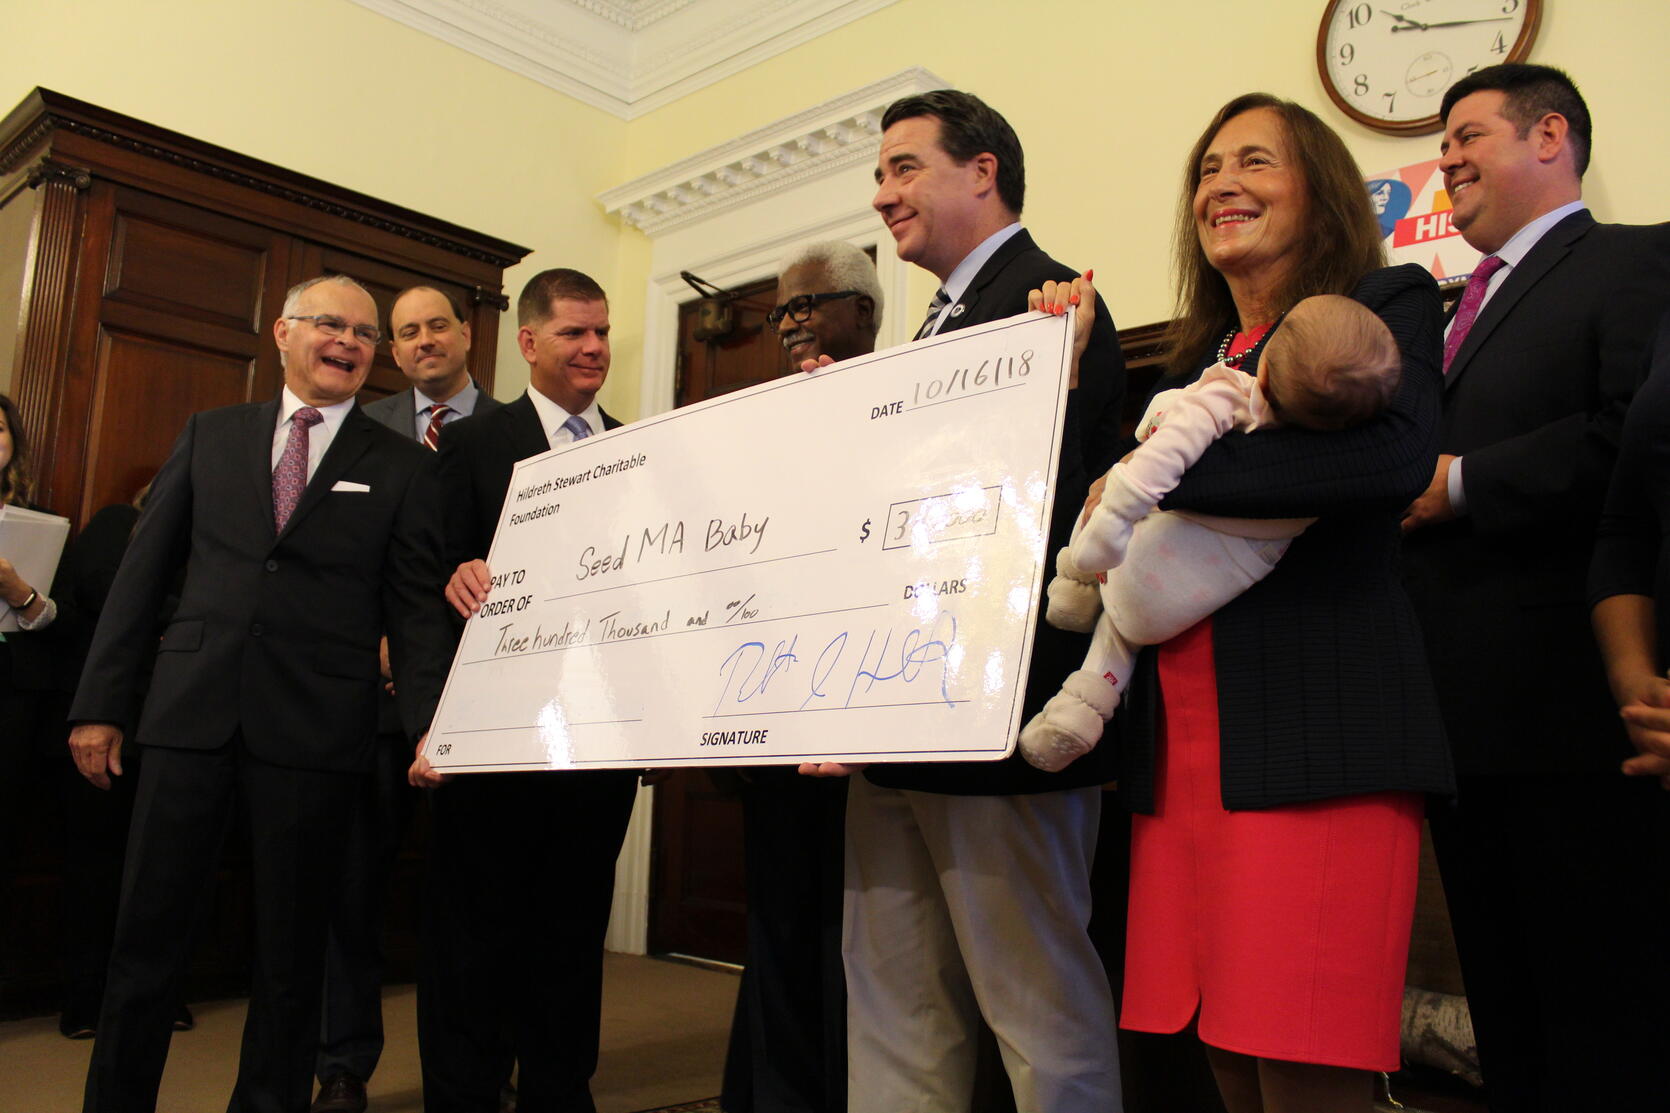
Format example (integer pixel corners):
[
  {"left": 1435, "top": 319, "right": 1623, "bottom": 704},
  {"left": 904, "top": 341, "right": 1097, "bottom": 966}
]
[
  {"left": 618, "top": 0, "right": 1670, "bottom": 370},
  {"left": 0, "top": 0, "right": 629, "bottom": 406},
  {"left": 5, "top": 0, "right": 1667, "bottom": 419}
]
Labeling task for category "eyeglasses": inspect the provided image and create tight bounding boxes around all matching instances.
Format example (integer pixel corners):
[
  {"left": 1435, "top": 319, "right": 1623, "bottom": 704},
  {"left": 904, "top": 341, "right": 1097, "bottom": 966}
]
[
  {"left": 287, "top": 315, "right": 382, "bottom": 346},
  {"left": 766, "top": 290, "right": 862, "bottom": 331}
]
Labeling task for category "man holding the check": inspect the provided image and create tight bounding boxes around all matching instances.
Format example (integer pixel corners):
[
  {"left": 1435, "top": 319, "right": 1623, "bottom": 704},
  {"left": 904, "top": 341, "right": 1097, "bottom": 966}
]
[
  {"left": 813, "top": 90, "right": 1127, "bottom": 1113},
  {"left": 414, "top": 268, "right": 640, "bottom": 1113}
]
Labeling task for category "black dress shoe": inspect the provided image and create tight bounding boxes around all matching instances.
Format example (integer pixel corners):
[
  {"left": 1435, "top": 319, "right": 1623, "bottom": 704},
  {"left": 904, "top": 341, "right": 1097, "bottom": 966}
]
[
  {"left": 310, "top": 1074, "right": 368, "bottom": 1113},
  {"left": 58, "top": 1012, "right": 96, "bottom": 1039}
]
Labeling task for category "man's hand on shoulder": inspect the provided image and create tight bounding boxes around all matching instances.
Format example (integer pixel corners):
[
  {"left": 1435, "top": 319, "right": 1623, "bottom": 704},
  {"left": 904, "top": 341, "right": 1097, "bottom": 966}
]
[
  {"left": 69, "top": 723, "right": 125, "bottom": 790},
  {"left": 445, "top": 559, "right": 492, "bottom": 619}
]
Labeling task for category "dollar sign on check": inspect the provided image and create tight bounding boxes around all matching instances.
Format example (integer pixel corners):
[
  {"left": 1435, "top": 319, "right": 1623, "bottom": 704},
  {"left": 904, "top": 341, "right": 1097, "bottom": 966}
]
[{"left": 859, "top": 518, "right": 872, "bottom": 542}]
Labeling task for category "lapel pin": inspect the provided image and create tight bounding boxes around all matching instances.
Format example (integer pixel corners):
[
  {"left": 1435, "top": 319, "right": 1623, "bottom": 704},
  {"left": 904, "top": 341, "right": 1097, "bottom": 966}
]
[{"left": 950, "top": 304, "right": 966, "bottom": 318}]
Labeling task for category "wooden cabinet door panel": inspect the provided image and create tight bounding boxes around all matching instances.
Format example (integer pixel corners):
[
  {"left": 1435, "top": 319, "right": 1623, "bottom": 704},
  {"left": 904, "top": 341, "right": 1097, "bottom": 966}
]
[
  {"left": 103, "top": 192, "right": 275, "bottom": 332},
  {"left": 83, "top": 327, "right": 256, "bottom": 512}
]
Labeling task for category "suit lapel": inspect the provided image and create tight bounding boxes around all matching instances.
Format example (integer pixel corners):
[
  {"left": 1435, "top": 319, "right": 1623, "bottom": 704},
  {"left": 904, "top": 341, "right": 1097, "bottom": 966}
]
[
  {"left": 939, "top": 229, "right": 1038, "bottom": 335},
  {"left": 278, "top": 406, "right": 375, "bottom": 541},
  {"left": 248, "top": 397, "right": 282, "bottom": 536},
  {"left": 506, "top": 394, "right": 551, "bottom": 457},
  {"left": 1446, "top": 211, "right": 1594, "bottom": 391}
]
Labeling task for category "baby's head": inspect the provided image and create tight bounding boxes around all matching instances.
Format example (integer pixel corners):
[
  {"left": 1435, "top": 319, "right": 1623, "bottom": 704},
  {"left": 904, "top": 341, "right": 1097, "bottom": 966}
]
[{"left": 1258, "top": 294, "right": 1401, "bottom": 431}]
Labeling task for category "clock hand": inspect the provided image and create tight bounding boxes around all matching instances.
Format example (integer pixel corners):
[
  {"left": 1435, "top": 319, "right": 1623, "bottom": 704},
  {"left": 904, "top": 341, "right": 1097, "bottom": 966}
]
[
  {"left": 1420, "top": 16, "right": 1514, "bottom": 28},
  {"left": 1381, "top": 9, "right": 1430, "bottom": 29}
]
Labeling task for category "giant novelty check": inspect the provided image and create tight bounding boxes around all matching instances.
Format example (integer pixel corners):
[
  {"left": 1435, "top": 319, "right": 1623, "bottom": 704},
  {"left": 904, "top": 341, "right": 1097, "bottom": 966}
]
[{"left": 422, "top": 310, "right": 1075, "bottom": 772}]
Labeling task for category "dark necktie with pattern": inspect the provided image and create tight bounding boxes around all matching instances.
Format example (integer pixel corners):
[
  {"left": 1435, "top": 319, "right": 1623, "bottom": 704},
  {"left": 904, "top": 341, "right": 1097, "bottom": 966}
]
[
  {"left": 1443, "top": 254, "right": 1506, "bottom": 374},
  {"left": 273, "top": 406, "right": 323, "bottom": 531},
  {"left": 422, "top": 403, "right": 453, "bottom": 450},
  {"left": 914, "top": 287, "right": 951, "bottom": 341}
]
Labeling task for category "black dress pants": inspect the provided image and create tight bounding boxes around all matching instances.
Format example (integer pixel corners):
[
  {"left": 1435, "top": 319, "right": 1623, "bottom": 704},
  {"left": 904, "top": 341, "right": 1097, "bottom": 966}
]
[
  {"left": 1430, "top": 772, "right": 1670, "bottom": 1113},
  {"left": 721, "top": 769, "right": 847, "bottom": 1113},
  {"left": 82, "top": 739, "right": 359, "bottom": 1113},
  {"left": 418, "top": 769, "right": 638, "bottom": 1113},
  {"left": 315, "top": 731, "right": 415, "bottom": 1085}
]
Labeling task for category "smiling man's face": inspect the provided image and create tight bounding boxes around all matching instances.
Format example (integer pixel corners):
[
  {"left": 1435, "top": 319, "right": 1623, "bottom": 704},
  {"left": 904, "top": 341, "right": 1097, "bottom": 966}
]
[
  {"left": 772, "top": 261, "right": 875, "bottom": 365},
  {"left": 275, "top": 281, "right": 379, "bottom": 406}
]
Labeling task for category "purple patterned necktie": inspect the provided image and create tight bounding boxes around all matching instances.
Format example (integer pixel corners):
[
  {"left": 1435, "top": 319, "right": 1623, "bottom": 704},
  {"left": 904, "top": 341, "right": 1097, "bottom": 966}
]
[
  {"left": 561, "top": 414, "right": 593, "bottom": 441},
  {"left": 1443, "top": 254, "right": 1506, "bottom": 374},
  {"left": 273, "top": 406, "right": 323, "bottom": 531}
]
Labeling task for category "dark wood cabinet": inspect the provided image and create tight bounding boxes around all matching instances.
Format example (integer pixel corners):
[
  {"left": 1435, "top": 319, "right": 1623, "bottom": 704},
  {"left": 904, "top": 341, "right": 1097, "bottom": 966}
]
[{"left": 0, "top": 88, "right": 528, "bottom": 1018}]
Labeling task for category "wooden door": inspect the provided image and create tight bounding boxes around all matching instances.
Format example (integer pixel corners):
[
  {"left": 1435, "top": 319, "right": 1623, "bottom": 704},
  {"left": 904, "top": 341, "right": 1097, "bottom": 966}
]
[{"left": 673, "top": 275, "right": 789, "bottom": 408}]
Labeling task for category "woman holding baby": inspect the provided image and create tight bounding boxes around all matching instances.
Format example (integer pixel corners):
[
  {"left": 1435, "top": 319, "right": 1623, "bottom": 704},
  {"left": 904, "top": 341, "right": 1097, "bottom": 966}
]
[{"left": 1038, "top": 93, "right": 1455, "bottom": 1112}]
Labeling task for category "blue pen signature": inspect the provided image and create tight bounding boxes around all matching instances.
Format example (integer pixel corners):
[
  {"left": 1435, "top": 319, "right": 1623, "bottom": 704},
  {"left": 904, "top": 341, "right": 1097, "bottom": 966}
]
[{"left": 713, "top": 614, "right": 959, "bottom": 715}]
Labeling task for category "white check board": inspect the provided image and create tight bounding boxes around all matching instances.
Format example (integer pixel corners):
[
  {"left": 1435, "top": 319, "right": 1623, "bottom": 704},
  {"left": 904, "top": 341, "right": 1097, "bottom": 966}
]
[{"left": 423, "top": 309, "right": 1074, "bottom": 771}]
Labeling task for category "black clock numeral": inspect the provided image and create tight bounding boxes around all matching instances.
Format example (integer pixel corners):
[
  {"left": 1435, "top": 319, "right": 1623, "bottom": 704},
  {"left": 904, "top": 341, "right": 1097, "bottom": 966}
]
[
  {"left": 1347, "top": 2, "right": 1372, "bottom": 29},
  {"left": 1502, "top": 0, "right": 1519, "bottom": 12},
  {"left": 1338, "top": 42, "right": 1355, "bottom": 66},
  {"left": 1490, "top": 30, "right": 1509, "bottom": 54},
  {"left": 1354, "top": 74, "right": 1369, "bottom": 96},
  {"left": 1382, "top": 91, "right": 1397, "bottom": 114}
]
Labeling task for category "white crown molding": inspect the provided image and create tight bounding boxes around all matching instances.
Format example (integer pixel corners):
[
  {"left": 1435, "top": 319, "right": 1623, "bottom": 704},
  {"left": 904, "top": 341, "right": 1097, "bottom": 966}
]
[
  {"left": 596, "top": 67, "right": 948, "bottom": 235},
  {"left": 348, "top": 0, "right": 903, "bottom": 120}
]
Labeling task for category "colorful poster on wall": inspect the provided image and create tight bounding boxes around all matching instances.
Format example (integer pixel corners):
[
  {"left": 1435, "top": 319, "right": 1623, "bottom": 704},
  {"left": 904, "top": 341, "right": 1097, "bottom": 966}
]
[{"left": 1365, "top": 158, "right": 1481, "bottom": 285}]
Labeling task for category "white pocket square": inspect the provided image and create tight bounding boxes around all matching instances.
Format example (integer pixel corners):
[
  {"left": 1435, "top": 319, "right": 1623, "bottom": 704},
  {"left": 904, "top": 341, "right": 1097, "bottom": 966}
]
[{"left": 331, "top": 480, "right": 372, "bottom": 493}]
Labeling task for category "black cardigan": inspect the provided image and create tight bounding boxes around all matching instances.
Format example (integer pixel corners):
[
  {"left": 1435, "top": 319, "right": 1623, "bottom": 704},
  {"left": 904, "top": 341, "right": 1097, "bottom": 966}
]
[{"left": 1120, "top": 264, "right": 1455, "bottom": 813}]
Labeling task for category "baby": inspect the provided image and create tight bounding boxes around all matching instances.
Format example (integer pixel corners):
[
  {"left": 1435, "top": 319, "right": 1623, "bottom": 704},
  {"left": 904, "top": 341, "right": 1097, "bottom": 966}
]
[{"left": 1020, "top": 294, "right": 1402, "bottom": 772}]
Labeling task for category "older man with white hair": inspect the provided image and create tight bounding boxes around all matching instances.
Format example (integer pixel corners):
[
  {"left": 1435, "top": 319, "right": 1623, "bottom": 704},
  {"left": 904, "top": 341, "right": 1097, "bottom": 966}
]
[
  {"left": 767, "top": 240, "right": 883, "bottom": 366},
  {"left": 67, "top": 274, "right": 454, "bottom": 1113}
]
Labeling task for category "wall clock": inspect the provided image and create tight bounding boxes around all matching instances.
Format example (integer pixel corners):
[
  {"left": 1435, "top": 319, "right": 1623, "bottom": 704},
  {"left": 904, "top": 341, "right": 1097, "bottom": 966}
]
[{"left": 1317, "top": 0, "right": 1543, "bottom": 134}]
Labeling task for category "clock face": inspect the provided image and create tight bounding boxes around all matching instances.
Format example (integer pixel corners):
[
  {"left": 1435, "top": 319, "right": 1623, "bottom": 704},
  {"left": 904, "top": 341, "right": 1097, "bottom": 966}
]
[{"left": 1318, "top": 0, "right": 1542, "bottom": 134}]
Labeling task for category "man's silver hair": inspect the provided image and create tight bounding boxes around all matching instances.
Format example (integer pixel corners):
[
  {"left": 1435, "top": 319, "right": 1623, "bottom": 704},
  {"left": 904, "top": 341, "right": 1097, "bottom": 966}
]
[
  {"left": 282, "top": 274, "right": 377, "bottom": 322},
  {"left": 777, "top": 241, "right": 883, "bottom": 325}
]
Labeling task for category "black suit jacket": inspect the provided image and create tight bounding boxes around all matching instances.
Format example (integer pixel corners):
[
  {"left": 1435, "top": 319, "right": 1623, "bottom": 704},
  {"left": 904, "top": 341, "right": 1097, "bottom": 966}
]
[
  {"left": 70, "top": 399, "right": 455, "bottom": 773},
  {"left": 867, "top": 228, "right": 1126, "bottom": 796},
  {"left": 362, "top": 383, "right": 502, "bottom": 733},
  {"left": 1121, "top": 264, "right": 1454, "bottom": 812},
  {"left": 1403, "top": 212, "right": 1670, "bottom": 775},
  {"left": 434, "top": 393, "right": 620, "bottom": 571}
]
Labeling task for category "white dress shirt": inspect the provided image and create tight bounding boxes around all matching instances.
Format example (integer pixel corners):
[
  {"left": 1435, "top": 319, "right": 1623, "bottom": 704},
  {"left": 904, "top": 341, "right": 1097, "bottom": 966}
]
[
  {"left": 920, "top": 222, "right": 1026, "bottom": 338},
  {"left": 271, "top": 386, "right": 356, "bottom": 482},
  {"left": 412, "top": 378, "right": 483, "bottom": 442},
  {"left": 526, "top": 385, "right": 604, "bottom": 451}
]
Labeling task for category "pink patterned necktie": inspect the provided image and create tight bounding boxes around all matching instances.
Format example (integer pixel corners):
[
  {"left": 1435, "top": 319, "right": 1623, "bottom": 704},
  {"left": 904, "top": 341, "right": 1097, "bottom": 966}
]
[
  {"left": 273, "top": 406, "right": 323, "bottom": 531},
  {"left": 422, "top": 403, "right": 452, "bottom": 450},
  {"left": 1443, "top": 254, "right": 1506, "bottom": 374}
]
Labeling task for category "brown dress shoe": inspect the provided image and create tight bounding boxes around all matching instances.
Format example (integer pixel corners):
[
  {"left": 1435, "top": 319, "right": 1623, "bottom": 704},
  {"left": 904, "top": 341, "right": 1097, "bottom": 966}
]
[{"left": 310, "top": 1074, "right": 368, "bottom": 1113}]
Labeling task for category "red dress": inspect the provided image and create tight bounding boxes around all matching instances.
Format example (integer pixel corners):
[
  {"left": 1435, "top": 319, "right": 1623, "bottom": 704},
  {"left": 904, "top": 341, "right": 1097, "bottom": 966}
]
[{"left": 1118, "top": 326, "right": 1422, "bottom": 1070}]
